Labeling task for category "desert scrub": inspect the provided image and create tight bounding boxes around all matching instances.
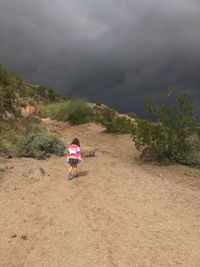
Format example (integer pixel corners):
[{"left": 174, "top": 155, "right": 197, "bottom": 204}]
[
  {"left": 21, "top": 134, "right": 65, "bottom": 159},
  {"left": 0, "top": 116, "right": 46, "bottom": 157},
  {"left": 40, "top": 99, "right": 94, "bottom": 125},
  {"left": 97, "top": 108, "right": 133, "bottom": 133},
  {"left": 132, "top": 88, "right": 200, "bottom": 167},
  {"left": 0, "top": 122, "right": 19, "bottom": 156},
  {"left": 0, "top": 116, "right": 65, "bottom": 159}
]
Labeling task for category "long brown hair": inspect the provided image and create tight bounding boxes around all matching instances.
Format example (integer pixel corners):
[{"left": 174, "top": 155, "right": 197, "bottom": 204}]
[{"left": 71, "top": 138, "right": 80, "bottom": 147}]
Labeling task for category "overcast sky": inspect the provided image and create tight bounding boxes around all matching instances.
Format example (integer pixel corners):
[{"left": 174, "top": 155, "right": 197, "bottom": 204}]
[{"left": 0, "top": 0, "right": 200, "bottom": 115}]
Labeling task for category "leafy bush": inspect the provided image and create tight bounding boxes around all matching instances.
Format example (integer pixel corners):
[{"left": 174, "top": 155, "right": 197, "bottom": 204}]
[
  {"left": 0, "top": 122, "right": 19, "bottom": 157},
  {"left": 97, "top": 108, "right": 133, "bottom": 133},
  {"left": 0, "top": 116, "right": 65, "bottom": 159},
  {"left": 132, "top": 88, "right": 200, "bottom": 167},
  {"left": 21, "top": 134, "right": 65, "bottom": 159},
  {"left": 40, "top": 99, "right": 94, "bottom": 125},
  {"left": 0, "top": 117, "right": 46, "bottom": 157},
  {"left": 0, "top": 86, "right": 16, "bottom": 113}
]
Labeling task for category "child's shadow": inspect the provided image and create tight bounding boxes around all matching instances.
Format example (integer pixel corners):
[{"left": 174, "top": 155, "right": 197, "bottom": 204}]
[{"left": 79, "top": 171, "right": 88, "bottom": 177}]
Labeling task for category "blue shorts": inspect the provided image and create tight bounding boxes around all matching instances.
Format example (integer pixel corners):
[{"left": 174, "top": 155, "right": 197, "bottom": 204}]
[{"left": 69, "top": 158, "right": 79, "bottom": 165}]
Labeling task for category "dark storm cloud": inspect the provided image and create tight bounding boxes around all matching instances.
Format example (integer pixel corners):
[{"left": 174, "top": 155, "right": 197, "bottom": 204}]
[{"left": 0, "top": 0, "right": 200, "bottom": 115}]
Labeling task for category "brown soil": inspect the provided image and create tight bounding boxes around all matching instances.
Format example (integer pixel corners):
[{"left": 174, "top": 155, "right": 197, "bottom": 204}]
[{"left": 1, "top": 119, "right": 200, "bottom": 267}]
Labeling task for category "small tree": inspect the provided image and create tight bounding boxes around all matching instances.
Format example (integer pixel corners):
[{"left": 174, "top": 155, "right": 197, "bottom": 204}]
[{"left": 132, "top": 88, "right": 200, "bottom": 166}]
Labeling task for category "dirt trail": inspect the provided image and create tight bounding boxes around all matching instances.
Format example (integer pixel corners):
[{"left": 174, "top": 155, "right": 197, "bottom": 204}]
[{"left": 1, "top": 119, "right": 200, "bottom": 267}]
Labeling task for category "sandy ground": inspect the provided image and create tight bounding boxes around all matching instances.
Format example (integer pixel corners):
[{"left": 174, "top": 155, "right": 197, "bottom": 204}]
[{"left": 0, "top": 119, "right": 200, "bottom": 267}]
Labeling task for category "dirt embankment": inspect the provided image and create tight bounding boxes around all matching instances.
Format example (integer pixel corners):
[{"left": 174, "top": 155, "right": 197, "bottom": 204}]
[{"left": 1, "top": 119, "right": 200, "bottom": 267}]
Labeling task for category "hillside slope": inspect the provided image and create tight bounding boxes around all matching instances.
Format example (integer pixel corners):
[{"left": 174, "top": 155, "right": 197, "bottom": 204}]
[
  {"left": 0, "top": 64, "right": 61, "bottom": 118},
  {"left": 1, "top": 119, "right": 200, "bottom": 266}
]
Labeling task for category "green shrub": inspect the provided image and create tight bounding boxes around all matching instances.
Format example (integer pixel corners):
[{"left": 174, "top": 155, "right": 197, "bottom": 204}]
[
  {"left": 0, "top": 121, "right": 21, "bottom": 156},
  {"left": 132, "top": 88, "right": 200, "bottom": 167},
  {"left": 0, "top": 116, "right": 65, "bottom": 159},
  {"left": 0, "top": 116, "right": 58, "bottom": 158},
  {"left": 96, "top": 108, "right": 115, "bottom": 131},
  {"left": 21, "top": 134, "right": 65, "bottom": 159},
  {"left": 40, "top": 99, "right": 94, "bottom": 125},
  {"left": 0, "top": 86, "right": 16, "bottom": 113},
  {"left": 97, "top": 108, "right": 133, "bottom": 133},
  {"left": 66, "top": 100, "right": 93, "bottom": 125}
]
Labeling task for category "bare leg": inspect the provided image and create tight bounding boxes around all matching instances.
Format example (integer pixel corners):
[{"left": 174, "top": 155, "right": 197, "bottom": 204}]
[
  {"left": 74, "top": 164, "right": 78, "bottom": 177},
  {"left": 70, "top": 165, "right": 77, "bottom": 177},
  {"left": 71, "top": 165, "right": 75, "bottom": 177},
  {"left": 68, "top": 165, "right": 73, "bottom": 180},
  {"left": 70, "top": 165, "right": 75, "bottom": 177},
  {"left": 69, "top": 165, "right": 72, "bottom": 174},
  {"left": 74, "top": 165, "right": 78, "bottom": 177}
]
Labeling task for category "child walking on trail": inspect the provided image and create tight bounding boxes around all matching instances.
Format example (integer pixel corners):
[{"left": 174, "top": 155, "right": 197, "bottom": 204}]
[{"left": 66, "top": 138, "right": 81, "bottom": 180}]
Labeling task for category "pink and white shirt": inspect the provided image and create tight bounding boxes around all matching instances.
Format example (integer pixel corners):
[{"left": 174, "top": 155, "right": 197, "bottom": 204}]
[{"left": 66, "top": 144, "right": 81, "bottom": 162}]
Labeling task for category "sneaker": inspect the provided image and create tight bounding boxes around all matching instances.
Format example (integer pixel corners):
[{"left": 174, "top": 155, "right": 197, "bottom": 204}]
[{"left": 68, "top": 172, "right": 73, "bottom": 180}]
